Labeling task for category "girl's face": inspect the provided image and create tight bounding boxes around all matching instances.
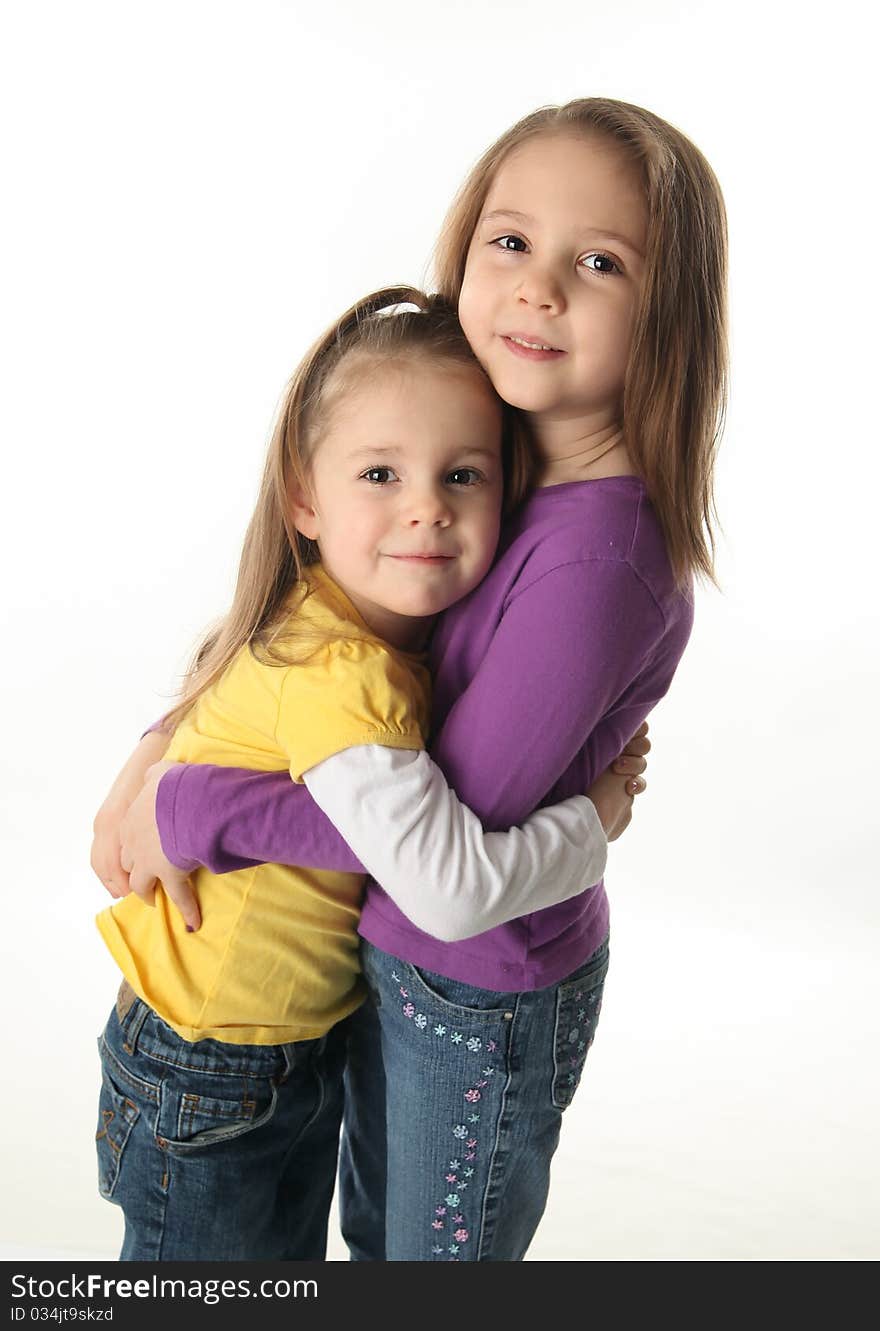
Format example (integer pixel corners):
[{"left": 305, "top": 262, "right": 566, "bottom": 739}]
[
  {"left": 458, "top": 132, "right": 647, "bottom": 434},
  {"left": 292, "top": 358, "right": 504, "bottom": 650}
]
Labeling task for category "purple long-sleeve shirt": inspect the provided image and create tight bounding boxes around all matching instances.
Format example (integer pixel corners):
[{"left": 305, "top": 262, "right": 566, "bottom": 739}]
[{"left": 157, "top": 477, "right": 693, "bottom": 990}]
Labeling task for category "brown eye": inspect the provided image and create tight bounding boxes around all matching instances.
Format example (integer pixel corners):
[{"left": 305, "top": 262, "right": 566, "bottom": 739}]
[
  {"left": 360, "top": 467, "right": 397, "bottom": 484},
  {"left": 580, "top": 252, "right": 620, "bottom": 276},
  {"left": 447, "top": 468, "right": 482, "bottom": 487},
  {"left": 494, "top": 234, "right": 528, "bottom": 253}
]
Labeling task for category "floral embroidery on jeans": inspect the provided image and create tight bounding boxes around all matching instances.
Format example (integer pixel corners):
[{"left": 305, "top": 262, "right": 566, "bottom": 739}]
[
  {"left": 552, "top": 963, "right": 607, "bottom": 1109},
  {"left": 388, "top": 964, "right": 507, "bottom": 1259}
]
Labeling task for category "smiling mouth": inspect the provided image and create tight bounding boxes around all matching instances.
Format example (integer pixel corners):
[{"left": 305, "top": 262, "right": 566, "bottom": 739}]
[
  {"left": 387, "top": 554, "right": 456, "bottom": 564},
  {"left": 501, "top": 334, "right": 565, "bottom": 358}
]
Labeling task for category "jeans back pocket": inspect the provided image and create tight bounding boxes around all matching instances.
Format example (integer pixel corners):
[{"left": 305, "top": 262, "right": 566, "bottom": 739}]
[
  {"left": 96, "top": 1062, "right": 140, "bottom": 1199},
  {"left": 551, "top": 946, "right": 609, "bottom": 1110}
]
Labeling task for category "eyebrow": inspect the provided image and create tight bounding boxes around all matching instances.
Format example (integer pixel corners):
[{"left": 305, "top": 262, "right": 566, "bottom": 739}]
[
  {"left": 345, "top": 445, "right": 499, "bottom": 460},
  {"left": 481, "top": 209, "right": 533, "bottom": 225},
  {"left": 478, "top": 209, "right": 644, "bottom": 259}
]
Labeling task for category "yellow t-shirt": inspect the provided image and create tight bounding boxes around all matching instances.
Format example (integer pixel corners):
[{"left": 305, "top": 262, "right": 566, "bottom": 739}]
[{"left": 97, "top": 565, "right": 431, "bottom": 1044}]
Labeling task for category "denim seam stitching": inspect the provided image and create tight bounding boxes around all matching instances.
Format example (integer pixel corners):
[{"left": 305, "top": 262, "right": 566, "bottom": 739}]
[{"left": 474, "top": 995, "right": 519, "bottom": 1261}]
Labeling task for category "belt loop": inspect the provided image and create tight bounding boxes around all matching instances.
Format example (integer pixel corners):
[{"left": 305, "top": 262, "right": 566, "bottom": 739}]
[
  {"left": 119, "top": 985, "right": 150, "bottom": 1055},
  {"left": 115, "top": 978, "right": 137, "bottom": 1025},
  {"left": 279, "top": 1043, "right": 296, "bottom": 1083},
  {"left": 280, "top": 1034, "right": 323, "bottom": 1081}
]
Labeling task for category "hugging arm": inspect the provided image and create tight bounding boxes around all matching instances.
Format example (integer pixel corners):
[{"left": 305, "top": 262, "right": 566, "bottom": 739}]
[
  {"left": 119, "top": 742, "right": 608, "bottom": 941},
  {"left": 156, "top": 762, "right": 364, "bottom": 875},
  {"left": 114, "top": 560, "right": 660, "bottom": 934},
  {"left": 301, "top": 746, "right": 603, "bottom": 941}
]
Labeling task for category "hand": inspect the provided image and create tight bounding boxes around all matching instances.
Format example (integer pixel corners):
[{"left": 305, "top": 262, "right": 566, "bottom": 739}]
[
  {"left": 586, "top": 722, "right": 650, "bottom": 843},
  {"left": 91, "top": 731, "right": 172, "bottom": 899},
  {"left": 612, "top": 720, "right": 651, "bottom": 781},
  {"left": 119, "top": 761, "right": 203, "bottom": 932}
]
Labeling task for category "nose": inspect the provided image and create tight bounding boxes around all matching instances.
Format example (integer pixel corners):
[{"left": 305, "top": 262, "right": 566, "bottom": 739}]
[
  {"left": 403, "top": 483, "right": 453, "bottom": 528},
  {"left": 516, "top": 261, "right": 566, "bottom": 315}
]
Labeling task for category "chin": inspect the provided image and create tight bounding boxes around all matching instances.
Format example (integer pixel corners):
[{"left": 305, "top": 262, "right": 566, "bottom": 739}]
[
  {"left": 484, "top": 370, "right": 553, "bottom": 412},
  {"left": 496, "top": 386, "right": 561, "bottom": 415},
  {"left": 410, "top": 591, "right": 457, "bottom": 618},
  {"left": 405, "top": 596, "right": 445, "bottom": 617}
]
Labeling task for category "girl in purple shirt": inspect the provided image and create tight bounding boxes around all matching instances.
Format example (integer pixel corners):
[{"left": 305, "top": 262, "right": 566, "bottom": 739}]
[{"left": 96, "top": 97, "right": 726, "bottom": 1260}]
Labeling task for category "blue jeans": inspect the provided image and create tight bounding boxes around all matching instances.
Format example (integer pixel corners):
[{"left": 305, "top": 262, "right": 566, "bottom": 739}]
[
  {"left": 339, "top": 936, "right": 610, "bottom": 1261},
  {"left": 96, "top": 983, "right": 346, "bottom": 1260}
]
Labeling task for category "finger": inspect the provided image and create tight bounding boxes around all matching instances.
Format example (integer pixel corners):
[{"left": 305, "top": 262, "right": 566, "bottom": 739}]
[
  {"left": 612, "top": 755, "right": 648, "bottom": 775},
  {"left": 91, "top": 849, "right": 118, "bottom": 897},
  {"left": 128, "top": 868, "right": 158, "bottom": 906},
  {"left": 103, "top": 876, "right": 129, "bottom": 899},
  {"left": 627, "top": 776, "right": 647, "bottom": 796},
  {"left": 108, "top": 861, "right": 132, "bottom": 896},
  {"left": 620, "top": 735, "right": 651, "bottom": 758},
  {"left": 91, "top": 846, "right": 131, "bottom": 898},
  {"left": 162, "top": 874, "right": 202, "bottom": 933}
]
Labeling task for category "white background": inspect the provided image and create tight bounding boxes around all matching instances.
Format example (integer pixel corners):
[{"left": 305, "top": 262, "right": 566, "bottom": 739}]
[{"left": 2, "top": 0, "right": 877, "bottom": 1261}]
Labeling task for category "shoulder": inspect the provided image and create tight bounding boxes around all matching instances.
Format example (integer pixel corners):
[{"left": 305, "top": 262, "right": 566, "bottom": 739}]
[
  {"left": 506, "top": 479, "right": 688, "bottom": 628},
  {"left": 277, "top": 627, "right": 430, "bottom": 781},
  {"left": 512, "top": 478, "right": 653, "bottom": 566},
  {"left": 273, "top": 572, "right": 431, "bottom": 724},
  {"left": 279, "top": 624, "right": 429, "bottom": 706},
  {"left": 320, "top": 635, "right": 430, "bottom": 705}
]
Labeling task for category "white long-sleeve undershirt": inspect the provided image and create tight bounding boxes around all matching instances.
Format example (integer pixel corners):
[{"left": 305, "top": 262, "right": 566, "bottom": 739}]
[{"left": 302, "top": 745, "right": 606, "bottom": 943}]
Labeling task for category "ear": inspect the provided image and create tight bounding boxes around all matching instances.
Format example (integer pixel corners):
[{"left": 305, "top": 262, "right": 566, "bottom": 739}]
[{"left": 289, "top": 483, "right": 320, "bottom": 541}]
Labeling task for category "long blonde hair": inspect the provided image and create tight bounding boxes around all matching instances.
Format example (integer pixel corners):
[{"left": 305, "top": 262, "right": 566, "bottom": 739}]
[
  {"left": 163, "top": 286, "right": 532, "bottom": 731},
  {"left": 434, "top": 97, "right": 728, "bottom": 587}
]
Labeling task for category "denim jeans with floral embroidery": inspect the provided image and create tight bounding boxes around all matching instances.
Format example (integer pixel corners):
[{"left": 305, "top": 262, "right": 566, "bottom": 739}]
[
  {"left": 338, "top": 935, "right": 609, "bottom": 1261},
  {"left": 96, "top": 990, "right": 346, "bottom": 1260}
]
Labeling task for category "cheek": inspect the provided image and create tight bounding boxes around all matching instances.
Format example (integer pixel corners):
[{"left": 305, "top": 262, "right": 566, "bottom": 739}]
[
  {"left": 472, "top": 497, "right": 503, "bottom": 557},
  {"left": 584, "top": 299, "right": 636, "bottom": 374},
  {"left": 458, "top": 265, "right": 489, "bottom": 345},
  {"left": 610, "top": 304, "right": 639, "bottom": 372}
]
